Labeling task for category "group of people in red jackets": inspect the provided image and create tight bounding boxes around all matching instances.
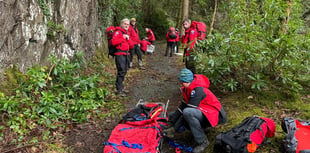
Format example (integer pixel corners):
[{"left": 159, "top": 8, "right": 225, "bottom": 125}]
[
  {"left": 108, "top": 18, "right": 222, "bottom": 153},
  {"left": 107, "top": 18, "right": 155, "bottom": 96}
]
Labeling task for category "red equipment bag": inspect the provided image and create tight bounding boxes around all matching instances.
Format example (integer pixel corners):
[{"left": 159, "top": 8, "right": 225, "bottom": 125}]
[
  {"left": 282, "top": 117, "right": 310, "bottom": 153},
  {"left": 214, "top": 116, "right": 276, "bottom": 153},
  {"left": 106, "top": 26, "right": 115, "bottom": 40},
  {"left": 191, "top": 21, "right": 207, "bottom": 40},
  {"left": 103, "top": 102, "right": 168, "bottom": 153}
]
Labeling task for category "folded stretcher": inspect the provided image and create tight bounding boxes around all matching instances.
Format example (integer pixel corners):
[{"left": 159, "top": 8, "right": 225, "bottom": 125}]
[{"left": 103, "top": 99, "right": 169, "bottom": 153}]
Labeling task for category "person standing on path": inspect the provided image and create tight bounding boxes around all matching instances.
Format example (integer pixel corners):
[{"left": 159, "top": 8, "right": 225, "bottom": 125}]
[
  {"left": 165, "top": 27, "right": 177, "bottom": 57},
  {"left": 128, "top": 18, "right": 143, "bottom": 68},
  {"left": 181, "top": 19, "right": 198, "bottom": 74},
  {"left": 165, "top": 68, "right": 223, "bottom": 153},
  {"left": 111, "top": 18, "right": 133, "bottom": 96},
  {"left": 175, "top": 28, "right": 180, "bottom": 53}
]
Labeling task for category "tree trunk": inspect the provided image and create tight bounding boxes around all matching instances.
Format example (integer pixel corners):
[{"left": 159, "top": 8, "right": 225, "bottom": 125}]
[
  {"left": 183, "top": 0, "right": 189, "bottom": 20},
  {"left": 142, "top": 0, "right": 151, "bottom": 24},
  {"left": 182, "top": 0, "right": 189, "bottom": 34},
  {"left": 176, "top": 0, "right": 183, "bottom": 30}
]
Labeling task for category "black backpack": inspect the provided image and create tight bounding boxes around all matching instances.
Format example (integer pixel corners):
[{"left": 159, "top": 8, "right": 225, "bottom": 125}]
[
  {"left": 108, "top": 46, "right": 116, "bottom": 57},
  {"left": 213, "top": 116, "right": 269, "bottom": 153},
  {"left": 169, "top": 31, "right": 177, "bottom": 39},
  {"left": 281, "top": 117, "right": 310, "bottom": 153},
  {"left": 168, "top": 27, "right": 177, "bottom": 39}
]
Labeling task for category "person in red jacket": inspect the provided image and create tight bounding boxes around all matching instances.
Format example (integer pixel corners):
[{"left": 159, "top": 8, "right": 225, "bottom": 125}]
[
  {"left": 165, "top": 27, "right": 177, "bottom": 57},
  {"left": 128, "top": 18, "right": 143, "bottom": 68},
  {"left": 182, "top": 19, "right": 198, "bottom": 74},
  {"left": 145, "top": 28, "right": 155, "bottom": 45},
  {"left": 140, "top": 37, "right": 151, "bottom": 53},
  {"left": 165, "top": 68, "right": 223, "bottom": 153},
  {"left": 111, "top": 18, "right": 133, "bottom": 96}
]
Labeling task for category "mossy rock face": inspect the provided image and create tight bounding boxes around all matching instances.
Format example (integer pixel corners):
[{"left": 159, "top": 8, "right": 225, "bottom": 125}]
[{"left": 0, "top": 65, "right": 24, "bottom": 95}]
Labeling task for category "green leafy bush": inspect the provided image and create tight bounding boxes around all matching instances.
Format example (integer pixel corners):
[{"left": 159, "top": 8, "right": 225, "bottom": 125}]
[
  {"left": 0, "top": 52, "right": 116, "bottom": 141},
  {"left": 196, "top": 0, "right": 310, "bottom": 93}
]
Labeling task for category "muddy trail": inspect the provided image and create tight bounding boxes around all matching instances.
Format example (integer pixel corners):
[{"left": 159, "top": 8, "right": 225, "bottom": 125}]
[{"left": 65, "top": 41, "right": 196, "bottom": 153}]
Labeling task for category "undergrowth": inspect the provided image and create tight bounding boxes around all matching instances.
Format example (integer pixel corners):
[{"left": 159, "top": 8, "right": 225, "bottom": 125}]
[{"left": 0, "top": 51, "right": 124, "bottom": 152}]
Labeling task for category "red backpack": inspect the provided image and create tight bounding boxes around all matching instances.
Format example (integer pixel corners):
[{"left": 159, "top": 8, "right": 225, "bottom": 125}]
[
  {"left": 103, "top": 103, "right": 168, "bottom": 153},
  {"left": 191, "top": 21, "right": 207, "bottom": 40},
  {"left": 282, "top": 117, "right": 310, "bottom": 153},
  {"left": 106, "top": 26, "right": 115, "bottom": 40}
]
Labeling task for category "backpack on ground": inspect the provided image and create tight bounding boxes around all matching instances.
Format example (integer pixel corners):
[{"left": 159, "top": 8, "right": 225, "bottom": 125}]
[
  {"left": 213, "top": 116, "right": 276, "bottom": 153},
  {"left": 168, "top": 27, "right": 177, "bottom": 39},
  {"left": 191, "top": 21, "right": 207, "bottom": 40},
  {"left": 281, "top": 117, "right": 310, "bottom": 153},
  {"left": 121, "top": 102, "right": 168, "bottom": 128},
  {"left": 103, "top": 100, "right": 169, "bottom": 153}
]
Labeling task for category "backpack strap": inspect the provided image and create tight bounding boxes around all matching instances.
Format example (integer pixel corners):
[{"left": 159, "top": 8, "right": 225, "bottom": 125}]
[
  {"left": 104, "top": 140, "right": 144, "bottom": 152},
  {"left": 168, "top": 138, "right": 193, "bottom": 152}
]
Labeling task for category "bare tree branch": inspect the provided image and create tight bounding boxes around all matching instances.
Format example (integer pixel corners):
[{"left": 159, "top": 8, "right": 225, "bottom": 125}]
[
  {"left": 282, "top": 0, "right": 292, "bottom": 34},
  {"left": 209, "top": 0, "right": 218, "bottom": 36}
]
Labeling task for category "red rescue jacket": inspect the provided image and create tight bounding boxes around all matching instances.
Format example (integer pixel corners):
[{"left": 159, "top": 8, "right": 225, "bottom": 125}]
[
  {"left": 111, "top": 27, "right": 133, "bottom": 56},
  {"left": 147, "top": 29, "right": 156, "bottom": 42},
  {"left": 181, "top": 74, "right": 222, "bottom": 127},
  {"left": 140, "top": 40, "right": 151, "bottom": 52},
  {"left": 128, "top": 24, "right": 140, "bottom": 45},
  {"left": 181, "top": 27, "right": 198, "bottom": 56}
]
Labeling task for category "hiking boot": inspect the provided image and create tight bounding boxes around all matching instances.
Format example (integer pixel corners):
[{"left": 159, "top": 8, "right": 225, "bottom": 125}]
[
  {"left": 163, "top": 127, "right": 175, "bottom": 138},
  {"left": 193, "top": 139, "right": 209, "bottom": 153},
  {"left": 122, "top": 89, "right": 129, "bottom": 94},
  {"left": 138, "top": 60, "right": 143, "bottom": 67},
  {"left": 129, "top": 62, "right": 133, "bottom": 68},
  {"left": 117, "top": 91, "right": 126, "bottom": 97}
]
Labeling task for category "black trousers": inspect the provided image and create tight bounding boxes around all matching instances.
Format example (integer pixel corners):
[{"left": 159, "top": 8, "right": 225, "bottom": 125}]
[
  {"left": 175, "top": 42, "right": 179, "bottom": 53},
  {"left": 184, "top": 49, "right": 196, "bottom": 74},
  {"left": 115, "top": 55, "right": 128, "bottom": 91},
  {"left": 165, "top": 41, "right": 176, "bottom": 56},
  {"left": 129, "top": 44, "right": 142, "bottom": 62}
]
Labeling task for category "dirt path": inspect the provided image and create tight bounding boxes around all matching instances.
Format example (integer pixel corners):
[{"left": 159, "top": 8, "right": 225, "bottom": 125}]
[
  {"left": 126, "top": 40, "right": 183, "bottom": 110},
  {"left": 65, "top": 41, "right": 186, "bottom": 153}
]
